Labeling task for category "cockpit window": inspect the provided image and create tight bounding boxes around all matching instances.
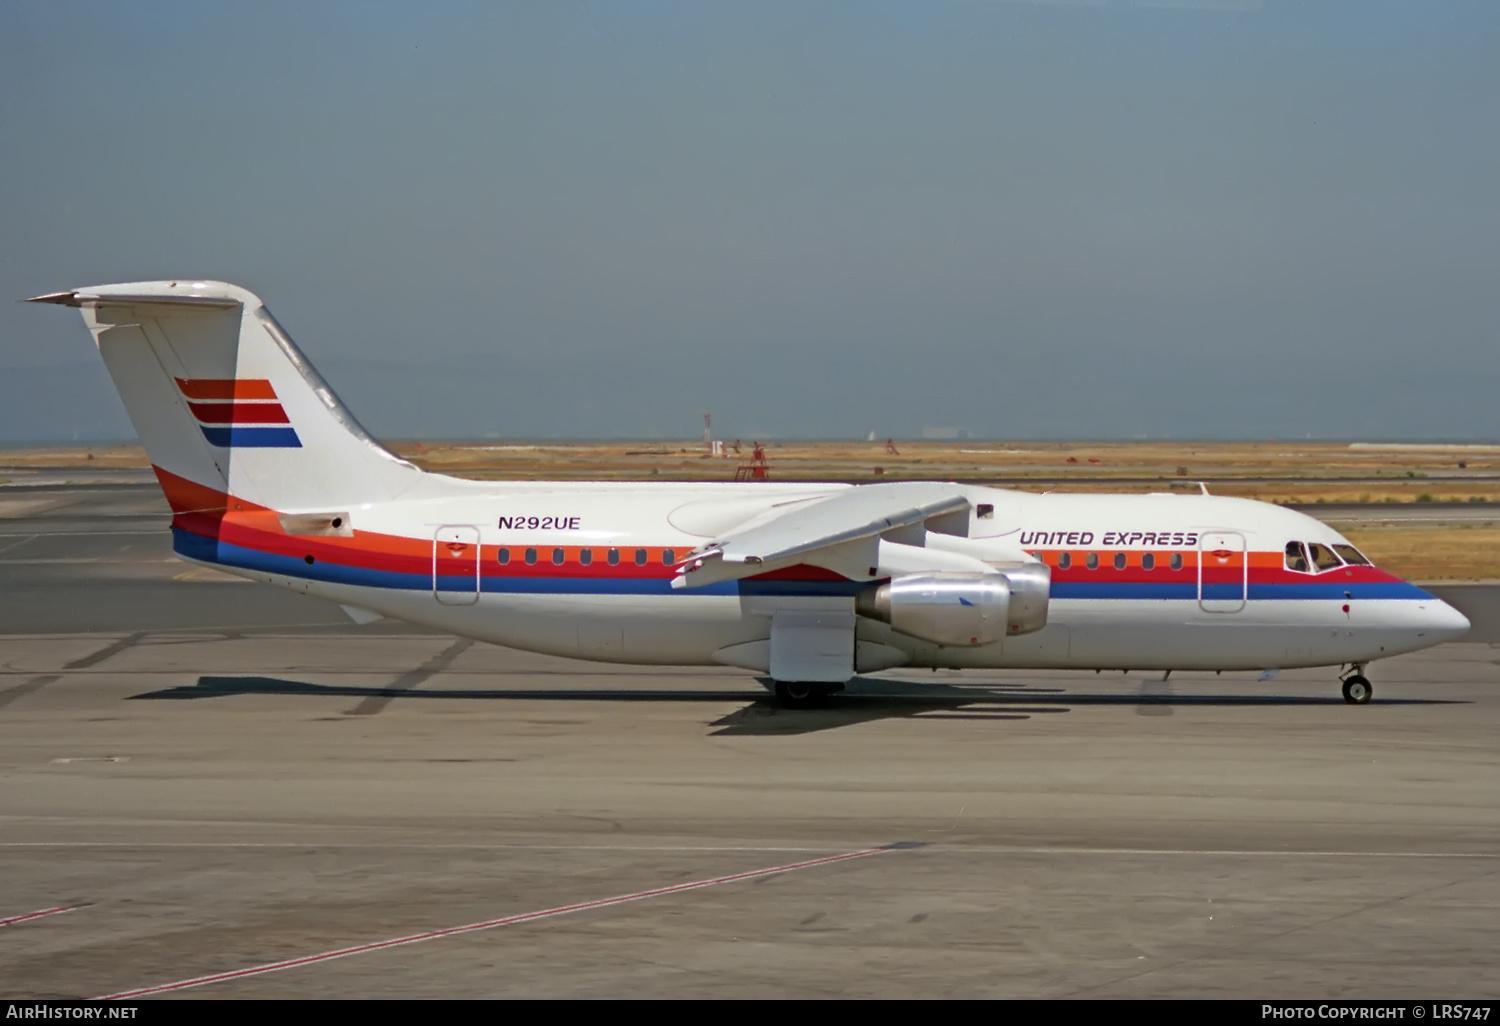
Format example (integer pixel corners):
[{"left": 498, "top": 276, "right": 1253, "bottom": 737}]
[
  {"left": 1307, "top": 542, "right": 1343, "bottom": 572},
  {"left": 1333, "top": 544, "right": 1371, "bottom": 566},
  {"left": 1284, "top": 541, "right": 1309, "bottom": 573}
]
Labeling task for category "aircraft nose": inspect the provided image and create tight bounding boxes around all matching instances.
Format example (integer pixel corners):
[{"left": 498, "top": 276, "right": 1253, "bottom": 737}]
[{"left": 1421, "top": 598, "right": 1471, "bottom": 643}]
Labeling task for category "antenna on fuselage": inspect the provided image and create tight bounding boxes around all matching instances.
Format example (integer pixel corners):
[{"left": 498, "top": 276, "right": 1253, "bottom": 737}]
[{"left": 1198, "top": 482, "right": 1210, "bottom": 496}]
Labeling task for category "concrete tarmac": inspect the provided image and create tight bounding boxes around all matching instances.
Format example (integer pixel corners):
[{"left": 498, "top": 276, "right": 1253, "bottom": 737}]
[{"left": 1, "top": 482, "right": 1497, "bottom": 999}]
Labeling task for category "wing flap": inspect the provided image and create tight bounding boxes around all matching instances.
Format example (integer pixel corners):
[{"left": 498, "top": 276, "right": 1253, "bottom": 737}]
[{"left": 672, "top": 481, "right": 971, "bottom": 589}]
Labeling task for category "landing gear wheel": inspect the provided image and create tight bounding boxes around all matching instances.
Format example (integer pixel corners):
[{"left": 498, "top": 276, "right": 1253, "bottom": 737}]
[
  {"left": 774, "top": 681, "right": 824, "bottom": 709},
  {"left": 1341, "top": 675, "right": 1372, "bottom": 705}
]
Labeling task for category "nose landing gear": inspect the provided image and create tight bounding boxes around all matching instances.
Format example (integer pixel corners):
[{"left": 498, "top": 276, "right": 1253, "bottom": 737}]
[{"left": 1340, "top": 665, "right": 1372, "bottom": 705}]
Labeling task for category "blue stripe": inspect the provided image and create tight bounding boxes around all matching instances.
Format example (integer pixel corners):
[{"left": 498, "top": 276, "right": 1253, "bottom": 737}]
[
  {"left": 1053, "top": 580, "right": 1432, "bottom": 601},
  {"left": 174, "top": 530, "right": 1435, "bottom": 603},
  {"left": 1053, "top": 582, "right": 1198, "bottom": 600},
  {"left": 481, "top": 575, "right": 734, "bottom": 596},
  {"left": 1248, "top": 582, "right": 1432, "bottom": 601},
  {"left": 174, "top": 530, "right": 849, "bottom": 597},
  {"left": 200, "top": 426, "right": 302, "bottom": 448}
]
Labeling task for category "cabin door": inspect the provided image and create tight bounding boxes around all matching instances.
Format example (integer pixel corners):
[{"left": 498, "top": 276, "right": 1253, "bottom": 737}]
[
  {"left": 433, "top": 525, "right": 481, "bottom": 605},
  {"left": 1198, "top": 531, "right": 1246, "bottom": 613}
]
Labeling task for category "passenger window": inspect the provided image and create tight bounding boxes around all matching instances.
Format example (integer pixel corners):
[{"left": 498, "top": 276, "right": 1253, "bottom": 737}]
[
  {"left": 976, "top": 503, "right": 994, "bottom": 519},
  {"left": 1308, "top": 543, "right": 1343, "bottom": 572},
  {"left": 662, "top": 549, "right": 675, "bottom": 565},
  {"left": 1085, "top": 552, "right": 1099, "bottom": 570},
  {"left": 1284, "top": 541, "right": 1310, "bottom": 573},
  {"left": 1333, "top": 544, "right": 1371, "bottom": 566},
  {"left": 1142, "top": 553, "right": 1155, "bottom": 571},
  {"left": 552, "top": 548, "right": 565, "bottom": 565},
  {"left": 524, "top": 547, "right": 537, "bottom": 565},
  {"left": 497, "top": 547, "right": 510, "bottom": 565},
  {"left": 1057, "top": 552, "right": 1071, "bottom": 570},
  {"left": 580, "top": 548, "right": 592, "bottom": 566},
  {"left": 1170, "top": 552, "right": 1182, "bottom": 571},
  {"left": 608, "top": 548, "right": 620, "bottom": 566},
  {"left": 635, "top": 548, "right": 647, "bottom": 566},
  {"left": 1113, "top": 552, "right": 1126, "bottom": 570}
]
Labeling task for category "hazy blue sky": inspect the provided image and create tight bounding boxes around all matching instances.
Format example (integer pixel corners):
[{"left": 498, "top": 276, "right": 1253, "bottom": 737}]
[{"left": 3, "top": 1, "right": 1497, "bottom": 441}]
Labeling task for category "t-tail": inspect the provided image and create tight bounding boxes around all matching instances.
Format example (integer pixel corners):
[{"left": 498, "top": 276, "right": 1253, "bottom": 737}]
[{"left": 29, "top": 281, "right": 421, "bottom": 516}]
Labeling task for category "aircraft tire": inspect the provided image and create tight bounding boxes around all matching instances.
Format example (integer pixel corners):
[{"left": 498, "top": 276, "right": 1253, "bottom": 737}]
[
  {"left": 1341, "top": 675, "right": 1373, "bottom": 705},
  {"left": 774, "top": 681, "right": 824, "bottom": 709}
]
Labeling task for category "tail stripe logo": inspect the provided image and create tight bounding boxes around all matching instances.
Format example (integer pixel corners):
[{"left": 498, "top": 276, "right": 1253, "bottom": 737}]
[
  {"left": 175, "top": 378, "right": 278, "bottom": 401},
  {"left": 186, "top": 401, "right": 291, "bottom": 425},
  {"left": 175, "top": 378, "right": 302, "bottom": 449}
]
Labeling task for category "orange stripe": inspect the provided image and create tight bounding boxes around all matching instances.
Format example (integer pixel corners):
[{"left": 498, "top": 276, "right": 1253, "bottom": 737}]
[
  {"left": 152, "top": 466, "right": 271, "bottom": 516},
  {"left": 174, "top": 378, "right": 278, "bottom": 401}
]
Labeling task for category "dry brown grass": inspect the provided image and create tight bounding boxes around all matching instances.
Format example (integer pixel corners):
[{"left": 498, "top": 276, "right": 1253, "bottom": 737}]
[
  {"left": 4, "top": 441, "right": 1496, "bottom": 579},
  {"left": 0, "top": 444, "right": 150, "bottom": 469},
  {"left": 1338, "top": 526, "right": 1500, "bottom": 583},
  {"left": 5, "top": 438, "right": 1496, "bottom": 490},
  {"left": 386, "top": 440, "right": 1500, "bottom": 507}
]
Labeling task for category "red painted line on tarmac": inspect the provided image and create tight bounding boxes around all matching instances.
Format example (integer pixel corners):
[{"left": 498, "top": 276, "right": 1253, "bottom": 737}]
[
  {"left": 101, "top": 844, "right": 907, "bottom": 999},
  {"left": 1, "top": 905, "right": 79, "bottom": 927}
]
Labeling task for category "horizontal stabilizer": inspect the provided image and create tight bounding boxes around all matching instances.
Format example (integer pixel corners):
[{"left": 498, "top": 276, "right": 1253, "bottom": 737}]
[{"left": 30, "top": 290, "right": 242, "bottom": 309}]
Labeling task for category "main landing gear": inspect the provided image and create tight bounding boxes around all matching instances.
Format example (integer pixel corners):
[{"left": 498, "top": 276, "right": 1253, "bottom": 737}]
[
  {"left": 1340, "top": 665, "right": 1372, "bottom": 705},
  {"left": 773, "top": 681, "right": 843, "bottom": 709}
]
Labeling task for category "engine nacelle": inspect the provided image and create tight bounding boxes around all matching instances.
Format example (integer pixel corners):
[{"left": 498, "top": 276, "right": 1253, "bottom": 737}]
[
  {"left": 995, "top": 562, "right": 1050, "bottom": 637},
  {"left": 856, "top": 567, "right": 1050, "bottom": 647}
]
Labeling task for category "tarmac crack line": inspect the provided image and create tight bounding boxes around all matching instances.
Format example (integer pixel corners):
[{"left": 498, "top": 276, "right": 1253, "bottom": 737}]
[
  {"left": 1062, "top": 865, "right": 1500, "bottom": 998},
  {"left": 63, "top": 631, "right": 147, "bottom": 670},
  {"left": 345, "top": 638, "right": 474, "bottom": 716},
  {"left": 0, "top": 675, "right": 61, "bottom": 711},
  {"left": 0, "top": 533, "right": 39, "bottom": 555},
  {"left": 97, "top": 843, "right": 909, "bottom": 999}
]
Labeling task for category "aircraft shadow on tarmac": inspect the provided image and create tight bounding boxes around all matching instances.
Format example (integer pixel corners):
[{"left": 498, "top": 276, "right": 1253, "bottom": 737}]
[{"left": 126, "top": 674, "right": 1465, "bottom": 736}]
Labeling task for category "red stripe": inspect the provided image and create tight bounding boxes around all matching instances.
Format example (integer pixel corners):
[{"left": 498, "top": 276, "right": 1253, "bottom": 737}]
[
  {"left": 0, "top": 904, "right": 79, "bottom": 927},
  {"left": 749, "top": 565, "right": 851, "bottom": 582},
  {"left": 187, "top": 401, "right": 291, "bottom": 425},
  {"left": 175, "top": 378, "right": 278, "bottom": 401},
  {"left": 99, "top": 846, "right": 893, "bottom": 998}
]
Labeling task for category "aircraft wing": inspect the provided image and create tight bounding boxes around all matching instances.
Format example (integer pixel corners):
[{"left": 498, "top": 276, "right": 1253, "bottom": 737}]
[{"left": 671, "top": 481, "right": 970, "bottom": 589}]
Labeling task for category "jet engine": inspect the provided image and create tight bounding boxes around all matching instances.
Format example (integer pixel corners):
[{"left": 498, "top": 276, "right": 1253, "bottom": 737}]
[{"left": 855, "top": 566, "right": 1050, "bottom": 647}]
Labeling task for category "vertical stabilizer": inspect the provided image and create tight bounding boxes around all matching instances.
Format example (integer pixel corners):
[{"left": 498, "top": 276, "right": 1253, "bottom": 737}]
[{"left": 30, "top": 281, "right": 420, "bottom": 513}]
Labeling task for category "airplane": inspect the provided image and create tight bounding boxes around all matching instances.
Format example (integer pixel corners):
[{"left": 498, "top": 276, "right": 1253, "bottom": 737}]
[{"left": 31, "top": 280, "right": 1471, "bottom": 707}]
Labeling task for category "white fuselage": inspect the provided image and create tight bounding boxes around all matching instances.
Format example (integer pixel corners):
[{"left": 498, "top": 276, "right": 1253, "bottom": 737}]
[{"left": 178, "top": 480, "right": 1470, "bottom": 675}]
